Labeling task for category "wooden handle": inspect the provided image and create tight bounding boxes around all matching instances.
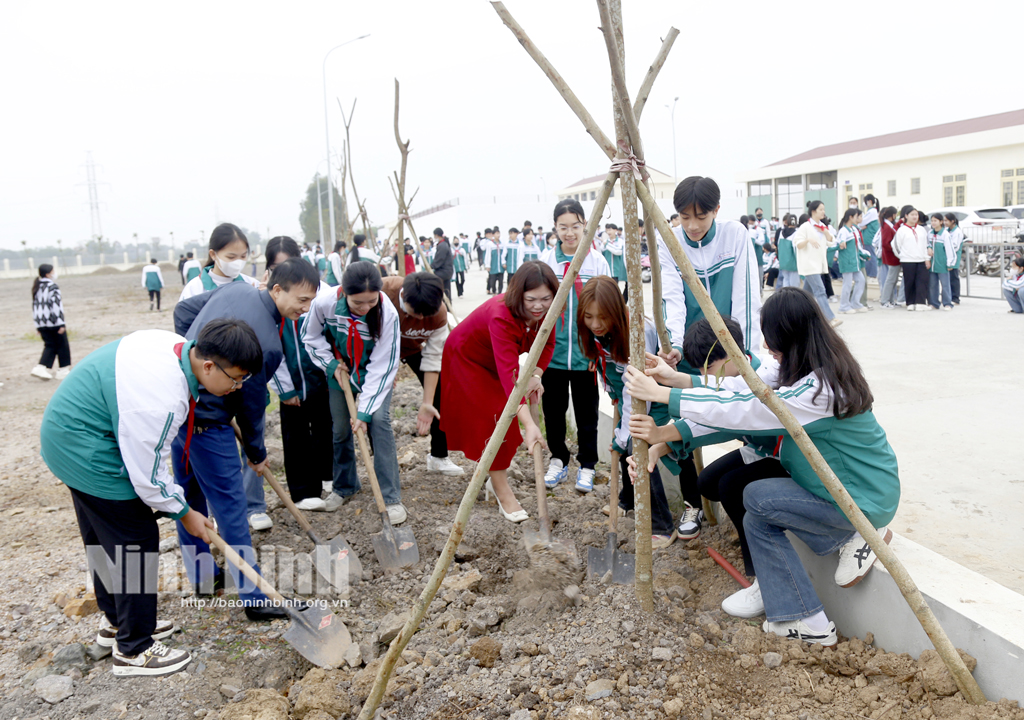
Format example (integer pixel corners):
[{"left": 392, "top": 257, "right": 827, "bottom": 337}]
[
  {"left": 338, "top": 368, "right": 388, "bottom": 515},
  {"left": 609, "top": 406, "right": 622, "bottom": 533},
  {"left": 262, "top": 469, "right": 315, "bottom": 536},
  {"left": 207, "top": 528, "right": 286, "bottom": 605}
]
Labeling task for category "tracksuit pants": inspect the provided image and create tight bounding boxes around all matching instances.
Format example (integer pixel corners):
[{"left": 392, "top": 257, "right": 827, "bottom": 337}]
[
  {"left": 172, "top": 424, "right": 270, "bottom": 604},
  {"left": 901, "top": 262, "right": 929, "bottom": 306},
  {"left": 280, "top": 389, "right": 335, "bottom": 502},
  {"left": 70, "top": 488, "right": 158, "bottom": 656}
]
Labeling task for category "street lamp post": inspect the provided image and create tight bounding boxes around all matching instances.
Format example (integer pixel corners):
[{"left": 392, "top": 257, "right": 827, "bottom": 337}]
[
  {"left": 666, "top": 96, "right": 679, "bottom": 182},
  {"left": 323, "top": 34, "right": 370, "bottom": 249}
]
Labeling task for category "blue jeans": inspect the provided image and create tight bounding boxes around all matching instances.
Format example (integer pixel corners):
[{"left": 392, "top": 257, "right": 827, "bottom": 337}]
[
  {"left": 328, "top": 384, "right": 402, "bottom": 505},
  {"left": 802, "top": 274, "right": 834, "bottom": 320},
  {"left": 743, "top": 477, "right": 856, "bottom": 622},
  {"left": 778, "top": 270, "right": 800, "bottom": 289},
  {"left": 928, "top": 272, "right": 952, "bottom": 308},
  {"left": 242, "top": 461, "right": 266, "bottom": 517},
  {"left": 172, "top": 424, "right": 269, "bottom": 604},
  {"left": 839, "top": 271, "right": 865, "bottom": 312},
  {"left": 1006, "top": 288, "right": 1024, "bottom": 313}
]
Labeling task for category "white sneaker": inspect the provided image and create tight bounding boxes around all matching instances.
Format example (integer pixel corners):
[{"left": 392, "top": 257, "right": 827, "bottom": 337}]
[
  {"left": 30, "top": 365, "right": 53, "bottom": 380},
  {"left": 294, "top": 497, "right": 327, "bottom": 512},
  {"left": 829, "top": 318, "right": 843, "bottom": 328},
  {"left": 835, "top": 527, "right": 892, "bottom": 587},
  {"left": 112, "top": 640, "right": 191, "bottom": 677},
  {"left": 763, "top": 618, "right": 837, "bottom": 647},
  {"left": 97, "top": 617, "right": 176, "bottom": 648},
  {"left": 426, "top": 455, "right": 465, "bottom": 476},
  {"left": 677, "top": 503, "right": 704, "bottom": 540},
  {"left": 386, "top": 504, "right": 408, "bottom": 525},
  {"left": 324, "top": 492, "right": 352, "bottom": 512},
  {"left": 721, "top": 578, "right": 764, "bottom": 618},
  {"left": 248, "top": 513, "right": 273, "bottom": 531},
  {"left": 575, "top": 467, "right": 595, "bottom": 493},
  {"left": 544, "top": 458, "right": 567, "bottom": 488},
  {"left": 54, "top": 366, "right": 72, "bottom": 380}
]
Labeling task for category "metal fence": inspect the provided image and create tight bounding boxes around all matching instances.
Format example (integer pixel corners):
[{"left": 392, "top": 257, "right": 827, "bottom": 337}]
[{"left": 961, "top": 241, "right": 1023, "bottom": 300}]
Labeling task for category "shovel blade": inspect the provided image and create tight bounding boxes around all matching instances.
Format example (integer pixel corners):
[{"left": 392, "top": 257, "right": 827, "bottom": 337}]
[
  {"left": 282, "top": 603, "right": 352, "bottom": 669},
  {"left": 586, "top": 532, "right": 635, "bottom": 585},
  {"left": 313, "top": 539, "right": 363, "bottom": 590},
  {"left": 371, "top": 520, "right": 418, "bottom": 571}
]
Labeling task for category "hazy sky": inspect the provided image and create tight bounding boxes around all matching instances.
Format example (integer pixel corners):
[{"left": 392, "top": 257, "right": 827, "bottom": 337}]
[{"left": 2, "top": 0, "right": 1020, "bottom": 251}]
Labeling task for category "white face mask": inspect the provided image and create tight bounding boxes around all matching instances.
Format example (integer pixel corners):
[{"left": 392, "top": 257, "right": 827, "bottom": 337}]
[{"left": 216, "top": 256, "right": 247, "bottom": 279}]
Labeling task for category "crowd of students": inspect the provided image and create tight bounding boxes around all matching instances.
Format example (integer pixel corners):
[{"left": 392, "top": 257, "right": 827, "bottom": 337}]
[
  {"left": 748, "top": 196, "right": 972, "bottom": 317},
  {"left": 35, "top": 176, "right": 908, "bottom": 677}
]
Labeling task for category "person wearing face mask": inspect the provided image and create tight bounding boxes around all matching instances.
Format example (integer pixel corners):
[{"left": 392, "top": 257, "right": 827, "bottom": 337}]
[
  {"left": 171, "top": 259, "right": 321, "bottom": 618},
  {"left": 440, "top": 262, "right": 558, "bottom": 522},
  {"left": 179, "top": 224, "right": 260, "bottom": 302},
  {"left": 301, "top": 261, "right": 407, "bottom": 524},
  {"left": 452, "top": 236, "right": 468, "bottom": 297}
]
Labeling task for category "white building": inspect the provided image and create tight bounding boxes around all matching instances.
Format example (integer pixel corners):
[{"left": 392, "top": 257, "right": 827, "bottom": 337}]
[{"left": 738, "top": 108, "right": 1024, "bottom": 222}]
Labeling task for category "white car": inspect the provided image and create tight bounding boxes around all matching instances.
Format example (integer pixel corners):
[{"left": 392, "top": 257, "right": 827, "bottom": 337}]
[
  {"left": 1008, "top": 205, "right": 1024, "bottom": 223},
  {"left": 929, "top": 206, "right": 1021, "bottom": 241}
]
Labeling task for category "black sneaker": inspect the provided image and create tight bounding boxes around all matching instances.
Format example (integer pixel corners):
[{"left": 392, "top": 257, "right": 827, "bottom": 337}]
[
  {"left": 97, "top": 618, "right": 176, "bottom": 648},
  {"left": 677, "top": 503, "right": 704, "bottom": 540},
  {"left": 112, "top": 641, "right": 191, "bottom": 677}
]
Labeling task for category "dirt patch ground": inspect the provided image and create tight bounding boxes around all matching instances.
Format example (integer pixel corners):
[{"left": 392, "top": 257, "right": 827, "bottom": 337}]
[{"left": 0, "top": 271, "right": 1018, "bottom": 720}]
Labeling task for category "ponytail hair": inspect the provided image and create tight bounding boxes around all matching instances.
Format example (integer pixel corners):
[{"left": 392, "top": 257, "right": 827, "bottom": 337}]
[
  {"left": 943, "top": 212, "right": 959, "bottom": 227},
  {"left": 881, "top": 206, "right": 898, "bottom": 223},
  {"left": 863, "top": 193, "right": 877, "bottom": 209},
  {"left": 32, "top": 264, "right": 54, "bottom": 299},
  {"left": 806, "top": 200, "right": 824, "bottom": 216},
  {"left": 348, "top": 234, "right": 367, "bottom": 264},
  {"left": 341, "top": 259, "right": 384, "bottom": 339},
  {"left": 839, "top": 208, "right": 861, "bottom": 228}
]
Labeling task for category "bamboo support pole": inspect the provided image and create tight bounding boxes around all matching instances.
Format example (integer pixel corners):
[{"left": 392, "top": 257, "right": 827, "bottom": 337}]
[
  {"left": 492, "top": 0, "right": 984, "bottom": 704},
  {"left": 600, "top": 0, "right": 653, "bottom": 610},
  {"left": 357, "top": 173, "right": 619, "bottom": 720},
  {"left": 634, "top": 181, "right": 985, "bottom": 704}
]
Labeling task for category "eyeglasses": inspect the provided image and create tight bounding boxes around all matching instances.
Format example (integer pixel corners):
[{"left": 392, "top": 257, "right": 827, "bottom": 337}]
[{"left": 213, "top": 361, "right": 250, "bottom": 389}]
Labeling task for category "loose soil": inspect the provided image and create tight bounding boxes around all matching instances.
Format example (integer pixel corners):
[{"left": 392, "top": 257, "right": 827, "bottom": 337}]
[{"left": 0, "top": 271, "right": 1018, "bottom": 720}]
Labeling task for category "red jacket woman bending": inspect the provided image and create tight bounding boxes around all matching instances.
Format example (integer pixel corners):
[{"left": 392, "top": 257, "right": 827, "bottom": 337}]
[{"left": 440, "top": 261, "right": 558, "bottom": 522}]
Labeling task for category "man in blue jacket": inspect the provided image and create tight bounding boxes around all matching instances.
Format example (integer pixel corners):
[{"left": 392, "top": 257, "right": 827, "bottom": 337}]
[{"left": 172, "top": 258, "right": 319, "bottom": 619}]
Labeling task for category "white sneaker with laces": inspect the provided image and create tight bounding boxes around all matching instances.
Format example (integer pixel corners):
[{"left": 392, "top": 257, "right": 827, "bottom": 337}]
[
  {"left": 763, "top": 618, "right": 837, "bottom": 647},
  {"left": 575, "top": 467, "right": 595, "bottom": 493},
  {"left": 248, "top": 513, "right": 273, "bottom": 531},
  {"left": 324, "top": 492, "right": 352, "bottom": 512},
  {"left": 835, "top": 527, "right": 892, "bottom": 587},
  {"left": 426, "top": 455, "right": 465, "bottom": 476},
  {"left": 544, "top": 458, "right": 567, "bottom": 488},
  {"left": 30, "top": 365, "right": 53, "bottom": 380},
  {"left": 386, "top": 503, "right": 408, "bottom": 525},
  {"left": 294, "top": 497, "right": 327, "bottom": 512},
  {"left": 55, "top": 366, "right": 72, "bottom": 380},
  {"left": 97, "top": 617, "right": 176, "bottom": 648},
  {"left": 112, "top": 640, "right": 191, "bottom": 676},
  {"left": 721, "top": 578, "right": 764, "bottom": 618},
  {"left": 677, "top": 503, "right": 704, "bottom": 540}
]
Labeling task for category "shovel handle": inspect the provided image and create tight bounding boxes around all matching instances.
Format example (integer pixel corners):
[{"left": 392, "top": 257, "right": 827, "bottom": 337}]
[
  {"left": 262, "top": 469, "right": 320, "bottom": 542},
  {"left": 529, "top": 401, "right": 551, "bottom": 540},
  {"left": 609, "top": 405, "right": 621, "bottom": 533},
  {"left": 338, "top": 368, "right": 388, "bottom": 516},
  {"left": 206, "top": 528, "right": 287, "bottom": 605}
]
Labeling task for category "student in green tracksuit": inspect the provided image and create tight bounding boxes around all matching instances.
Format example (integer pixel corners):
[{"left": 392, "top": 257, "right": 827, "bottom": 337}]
[
  {"left": 452, "top": 237, "right": 468, "bottom": 297},
  {"left": 39, "top": 319, "right": 262, "bottom": 676},
  {"left": 625, "top": 287, "right": 900, "bottom": 647},
  {"left": 142, "top": 259, "right": 164, "bottom": 311}
]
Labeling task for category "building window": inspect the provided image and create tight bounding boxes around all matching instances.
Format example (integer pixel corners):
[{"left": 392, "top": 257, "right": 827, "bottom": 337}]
[
  {"left": 747, "top": 180, "right": 771, "bottom": 197},
  {"left": 944, "top": 187, "right": 953, "bottom": 206},
  {"left": 1004, "top": 182, "right": 1014, "bottom": 206},
  {"left": 942, "top": 175, "right": 954, "bottom": 183},
  {"left": 1017, "top": 168, "right": 1024, "bottom": 176},
  {"left": 1002, "top": 169, "right": 1015, "bottom": 177},
  {"left": 866, "top": 183, "right": 873, "bottom": 190},
  {"left": 887, "top": 180, "right": 896, "bottom": 197},
  {"left": 858, "top": 184, "right": 865, "bottom": 190},
  {"left": 805, "top": 172, "right": 836, "bottom": 191},
  {"left": 1018, "top": 180, "right": 1024, "bottom": 205},
  {"left": 590, "top": 191, "right": 596, "bottom": 200},
  {"left": 774, "top": 175, "right": 803, "bottom": 217},
  {"left": 910, "top": 178, "right": 921, "bottom": 194},
  {"left": 956, "top": 186, "right": 965, "bottom": 206},
  {"left": 955, "top": 174, "right": 966, "bottom": 182}
]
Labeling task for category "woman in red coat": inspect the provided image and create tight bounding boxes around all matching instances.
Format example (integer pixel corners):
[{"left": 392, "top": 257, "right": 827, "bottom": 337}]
[{"left": 440, "top": 261, "right": 558, "bottom": 522}]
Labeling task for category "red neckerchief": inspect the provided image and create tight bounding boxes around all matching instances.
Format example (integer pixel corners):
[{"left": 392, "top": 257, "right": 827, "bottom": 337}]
[
  {"left": 347, "top": 318, "right": 364, "bottom": 384},
  {"left": 811, "top": 221, "right": 826, "bottom": 232},
  {"left": 173, "top": 342, "right": 197, "bottom": 474}
]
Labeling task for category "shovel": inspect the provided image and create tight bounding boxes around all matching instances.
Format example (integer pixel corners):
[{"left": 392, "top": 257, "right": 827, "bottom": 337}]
[
  {"left": 338, "top": 369, "right": 419, "bottom": 571},
  {"left": 206, "top": 528, "right": 351, "bottom": 668},
  {"left": 586, "top": 409, "right": 635, "bottom": 584},
  {"left": 523, "top": 407, "right": 578, "bottom": 569},
  {"left": 261, "top": 468, "right": 362, "bottom": 589}
]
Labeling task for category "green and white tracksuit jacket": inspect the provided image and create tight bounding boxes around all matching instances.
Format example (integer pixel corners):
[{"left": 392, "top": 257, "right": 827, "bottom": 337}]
[
  {"left": 453, "top": 247, "right": 468, "bottom": 273},
  {"left": 504, "top": 240, "right": 524, "bottom": 275},
  {"left": 302, "top": 288, "right": 401, "bottom": 423},
  {"left": 181, "top": 258, "right": 202, "bottom": 284},
  {"left": 325, "top": 252, "right": 343, "bottom": 286},
  {"left": 522, "top": 243, "right": 540, "bottom": 263},
  {"left": 656, "top": 219, "right": 762, "bottom": 374},
  {"left": 179, "top": 266, "right": 259, "bottom": 302},
  {"left": 142, "top": 265, "right": 164, "bottom": 291},
  {"left": 928, "top": 229, "right": 957, "bottom": 274},
  {"left": 39, "top": 329, "right": 197, "bottom": 520},
  {"left": 835, "top": 226, "right": 870, "bottom": 274},
  {"left": 595, "top": 319, "right": 664, "bottom": 455},
  {"left": 664, "top": 359, "right": 901, "bottom": 528},
  {"left": 272, "top": 285, "right": 335, "bottom": 402},
  {"left": 485, "top": 240, "right": 504, "bottom": 274},
  {"left": 539, "top": 242, "right": 611, "bottom": 372}
]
